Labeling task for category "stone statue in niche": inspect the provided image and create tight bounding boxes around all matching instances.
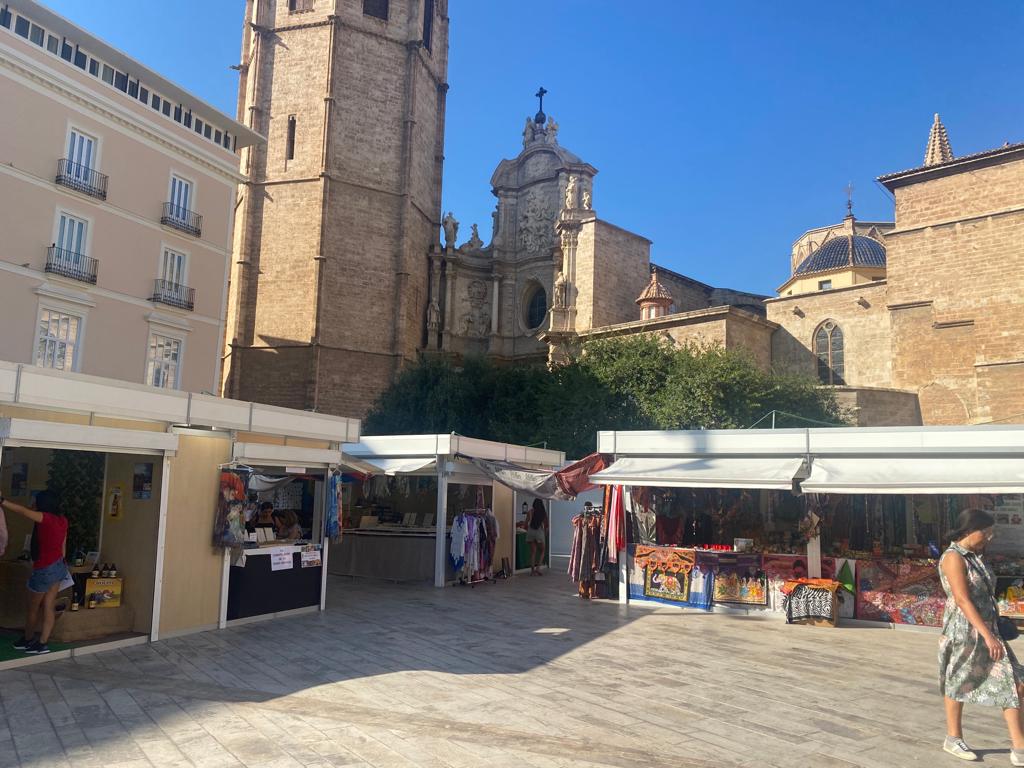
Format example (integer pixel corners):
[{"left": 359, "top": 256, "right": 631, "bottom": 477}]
[
  {"left": 442, "top": 212, "right": 458, "bottom": 248},
  {"left": 553, "top": 270, "right": 567, "bottom": 309},
  {"left": 426, "top": 300, "right": 441, "bottom": 331},
  {"left": 492, "top": 205, "right": 500, "bottom": 238},
  {"left": 564, "top": 175, "right": 578, "bottom": 211},
  {"left": 582, "top": 188, "right": 592, "bottom": 210}
]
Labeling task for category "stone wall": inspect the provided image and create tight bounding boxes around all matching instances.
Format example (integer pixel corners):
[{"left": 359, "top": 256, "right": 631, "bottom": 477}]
[
  {"left": 767, "top": 281, "right": 891, "bottom": 387},
  {"left": 884, "top": 153, "right": 1024, "bottom": 424},
  {"left": 580, "top": 307, "right": 775, "bottom": 372},
  {"left": 587, "top": 221, "right": 651, "bottom": 330},
  {"left": 832, "top": 387, "right": 922, "bottom": 426}
]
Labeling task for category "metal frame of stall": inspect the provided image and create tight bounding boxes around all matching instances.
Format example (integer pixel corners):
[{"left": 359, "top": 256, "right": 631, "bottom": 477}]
[
  {"left": 342, "top": 435, "right": 566, "bottom": 587},
  {"left": 593, "top": 425, "right": 1024, "bottom": 607}
]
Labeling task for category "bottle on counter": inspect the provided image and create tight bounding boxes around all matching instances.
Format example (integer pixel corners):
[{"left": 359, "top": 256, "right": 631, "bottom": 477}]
[
  {"left": 87, "top": 594, "right": 97, "bottom": 609},
  {"left": 90, "top": 563, "right": 100, "bottom": 578},
  {"left": 73, "top": 549, "right": 85, "bottom": 567},
  {"left": 101, "top": 563, "right": 110, "bottom": 577},
  {"left": 109, "top": 563, "right": 118, "bottom": 577}
]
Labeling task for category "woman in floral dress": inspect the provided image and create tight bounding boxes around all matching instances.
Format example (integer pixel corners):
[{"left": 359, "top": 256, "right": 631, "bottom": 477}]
[{"left": 939, "top": 509, "right": 1024, "bottom": 764}]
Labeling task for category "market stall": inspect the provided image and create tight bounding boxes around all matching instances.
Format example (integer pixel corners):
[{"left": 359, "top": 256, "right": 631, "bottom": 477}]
[
  {"left": 0, "top": 361, "right": 361, "bottom": 671},
  {"left": 0, "top": 416, "right": 177, "bottom": 657},
  {"left": 589, "top": 426, "right": 1024, "bottom": 627},
  {"left": 333, "top": 436, "right": 565, "bottom": 587},
  {"left": 216, "top": 442, "right": 342, "bottom": 624}
]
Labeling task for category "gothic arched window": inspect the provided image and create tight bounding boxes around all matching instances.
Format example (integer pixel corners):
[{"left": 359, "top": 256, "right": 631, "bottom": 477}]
[
  {"left": 525, "top": 284, "right": 548, "bottom": 330},
  {"left": 814, "top": 320, "right": 845, "bottom": 385}
]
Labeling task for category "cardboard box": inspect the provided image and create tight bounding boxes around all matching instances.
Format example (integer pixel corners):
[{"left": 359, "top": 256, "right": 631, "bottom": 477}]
[{"left": 85, "top": 577, "right": 123, "bottom": 608}]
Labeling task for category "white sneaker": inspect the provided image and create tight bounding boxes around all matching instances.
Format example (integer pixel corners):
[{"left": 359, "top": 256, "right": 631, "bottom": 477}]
[
  {"left": 1011, "top": 747, "right": 1024, "bottom": 766},
  {"left": 943, "top": 736, "right": 978, "bottom": 761}
]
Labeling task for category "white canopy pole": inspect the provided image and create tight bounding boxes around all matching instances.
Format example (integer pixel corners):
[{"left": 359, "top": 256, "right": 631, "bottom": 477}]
[{"left": 434, "top": 458, "right": 449, "bottom": 588}]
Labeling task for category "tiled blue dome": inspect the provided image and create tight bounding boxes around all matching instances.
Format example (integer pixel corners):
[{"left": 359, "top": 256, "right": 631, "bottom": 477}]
[{"left": 794, "top": 235, "right": 886, "bottom": 275}]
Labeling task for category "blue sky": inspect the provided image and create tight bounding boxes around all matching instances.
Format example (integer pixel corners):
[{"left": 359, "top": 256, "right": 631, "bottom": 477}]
[{"left": 43, "top": 1, "right": 1024, "bottom": 295}]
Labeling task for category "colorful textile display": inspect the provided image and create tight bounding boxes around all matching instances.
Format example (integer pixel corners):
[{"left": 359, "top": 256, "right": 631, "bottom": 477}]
[
  {"left": 785, "top": 581, "right": 841, "bottom": 625},
  {"left": 710, "top": 552, "right": 767, "bottom": 606},
  {"left": 635, "top": 546, "right": 696, "bottom": 604},
  {"left": 762, "top": 555, "right": 837, "bottom": 612},
  {"left": 627, "top": 545, "right": 713, "bottom": 610},
  {"left": 450, "top": 510, "right": 495, "bottom": 582},
  {"left": 606, "top": 485, "right": 625, "bottom": 563},
  {"left": 326, "top": 472, "right": 342, "bottom": 543},
  {"left": 857, "top": 558, "right": 944, "bottom": 626},
  {"left": 569, "top": 511, "right": 604, "bottom": 596},
  {"left": 213, "top": 471, "right": 248, "bottom": 548}
]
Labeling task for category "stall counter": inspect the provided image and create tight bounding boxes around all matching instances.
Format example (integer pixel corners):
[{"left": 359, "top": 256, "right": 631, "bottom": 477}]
[
  {"left": 332, "top": 529, "right": 456, "bottom": 583},
  {"left": 226, "top": 544, "right": 323, "bottom": 621}
]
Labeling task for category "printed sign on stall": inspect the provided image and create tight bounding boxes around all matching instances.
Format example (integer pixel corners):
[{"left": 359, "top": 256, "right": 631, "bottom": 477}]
[
  {"left": 270, "top": 549, "right": 294, "bottom": 571},
  {"left": 300, "top": 545, "right": 322, "bottom": 568}
]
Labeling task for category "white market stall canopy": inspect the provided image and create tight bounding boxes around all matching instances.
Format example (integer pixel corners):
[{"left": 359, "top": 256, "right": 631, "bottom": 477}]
[
  {"left": 343, "top": 435, "right": 566, "bottom": 486},
  {"left": 802, "top": 457, "right": 1024, "bottom": 495},
  {"left": 345, "top": 434, "right": 564, "bottom": 468},
  {"left": 0, "top": 361, "right": 359, "bottom": 443},
  {"left": 348, "top": 457, "right": 437, "bottom": 476},
  {"left": 590, "top": 456, "right": 806, "bottom": 490},
  {"left": 232, "top": 442, "right": 342, "bottom": 469},
  {"left": 0, "top": 418, "right": 179, "bottom": 455},
  {"left": 595, "top": 426, "right": 1024, "bottom": 495}
]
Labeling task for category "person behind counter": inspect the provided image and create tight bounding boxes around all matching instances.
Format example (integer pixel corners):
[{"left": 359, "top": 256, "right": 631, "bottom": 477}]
[
  {"left": 0, "top": 490, "right": 69, "bottom": 655},
  {"left": 273, "top": 510, "right": 304, "bottom": 541},
  {"left": 247, "top": 501, "right": 275, "bottom": 533}
]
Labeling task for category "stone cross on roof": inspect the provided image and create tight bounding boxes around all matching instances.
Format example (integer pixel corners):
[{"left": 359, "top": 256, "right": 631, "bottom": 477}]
[
  {"left": 535, "top": 86, "right": 548, "bottom": 125},
  {"left": 924, "top": 113, "right": 954, "bottom": 167}
]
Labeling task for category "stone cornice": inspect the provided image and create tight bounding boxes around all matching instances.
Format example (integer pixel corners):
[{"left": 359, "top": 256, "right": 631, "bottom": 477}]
[
  {"left": 579, "top": 305, "right": 779, "bottom": 340},
  {"left": 767, "top": 279, "right": 888, "bottom": 304},
  {"left": 0, "top": 45, "right": 249, "bottom": 184}
]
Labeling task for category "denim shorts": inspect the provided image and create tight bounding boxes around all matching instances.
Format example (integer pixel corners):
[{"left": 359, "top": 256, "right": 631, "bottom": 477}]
[
  {"left": 27, "top": 560, "right": 69, "bottom": 594},
  {"left": 525, "top": 527, "right": 546, "bottom": 545}
]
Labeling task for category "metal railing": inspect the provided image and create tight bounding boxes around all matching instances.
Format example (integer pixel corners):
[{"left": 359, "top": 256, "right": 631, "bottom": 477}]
[
  {"left": 160, "top": 202, "right": 203, "bottom": 237},
  {"left": 45, "top": 246, "right": 98, "bottom": 284},
  {"left": 55, "top": 158, "right": 108, "bottom": 200},
  {"left": 151, "top": 279, "right": 195, "bottom": 311}
]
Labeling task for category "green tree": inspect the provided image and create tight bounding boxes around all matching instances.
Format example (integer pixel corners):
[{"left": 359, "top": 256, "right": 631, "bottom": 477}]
[
  {"left": 47, "top": 450, "right": 104, "bottom": 555},
  {"left": 362, "top": 338, "right": 845, "bottom": 458}
]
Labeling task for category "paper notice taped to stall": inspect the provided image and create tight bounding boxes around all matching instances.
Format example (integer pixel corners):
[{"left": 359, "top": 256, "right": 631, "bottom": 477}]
[
  {"left": 300, "top": 545, "right": 321, "bottom": 568},
  {"left": 270, "top": 549, "right": 294, "bottom": 571}
]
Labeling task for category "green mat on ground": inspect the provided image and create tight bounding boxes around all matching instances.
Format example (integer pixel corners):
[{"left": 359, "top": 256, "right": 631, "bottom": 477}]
[{"left": 0, "top": 632, "right": 72, "bottom": 661}]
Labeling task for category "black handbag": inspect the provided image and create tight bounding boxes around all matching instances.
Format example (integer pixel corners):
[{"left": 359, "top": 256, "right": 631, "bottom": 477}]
[{"left": 998, "top": 616, "right": 1020, "bottom": 642}]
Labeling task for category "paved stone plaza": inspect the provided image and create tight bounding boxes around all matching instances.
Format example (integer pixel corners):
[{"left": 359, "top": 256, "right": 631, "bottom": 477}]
[{"left": 0, "top": 567, "right": 1016, "bottom": 768}]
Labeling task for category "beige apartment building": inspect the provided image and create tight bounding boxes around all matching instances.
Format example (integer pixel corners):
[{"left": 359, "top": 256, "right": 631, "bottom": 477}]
[{"left": 0, "top": 0, "right": 261, "bottom": 394}]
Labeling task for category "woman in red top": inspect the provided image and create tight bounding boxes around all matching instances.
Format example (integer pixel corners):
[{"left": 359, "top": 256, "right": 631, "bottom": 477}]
[{"left": 0, "top": 490, "right": 69, "bottom": 655}]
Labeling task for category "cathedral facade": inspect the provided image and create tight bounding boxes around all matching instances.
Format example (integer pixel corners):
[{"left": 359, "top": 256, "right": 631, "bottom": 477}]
[{"left": 220, "top": 2, "right": 1022, "bottom": 429}]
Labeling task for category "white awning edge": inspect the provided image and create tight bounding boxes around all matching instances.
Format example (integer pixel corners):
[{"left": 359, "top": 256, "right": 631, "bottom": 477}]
[
  {"left": 353, "top": 457, "right": 438, "bottom": 476},
  {"left": 0, "top": 418, "right": 178, "bottom": 455},
  {"left": 589, "top": 456, "right": 804, "bottom": 490},
  {"left": 802, "top": 457, "right": 1024, "bottom": 495}
]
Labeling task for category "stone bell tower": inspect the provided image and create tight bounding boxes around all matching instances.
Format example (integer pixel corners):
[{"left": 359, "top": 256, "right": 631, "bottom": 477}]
[{"left": 223, "top": 0, "right": 449, "bottom": 417}]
